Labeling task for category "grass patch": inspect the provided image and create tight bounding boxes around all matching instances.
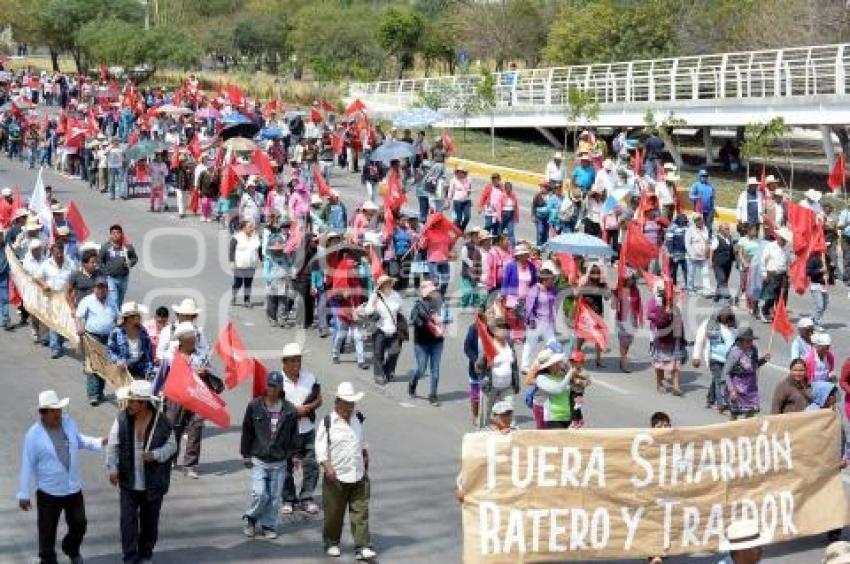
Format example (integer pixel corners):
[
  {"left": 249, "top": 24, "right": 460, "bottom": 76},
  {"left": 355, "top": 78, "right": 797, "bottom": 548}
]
[{"left": 7, "top": 55, "right": 76, "bottom": 73}]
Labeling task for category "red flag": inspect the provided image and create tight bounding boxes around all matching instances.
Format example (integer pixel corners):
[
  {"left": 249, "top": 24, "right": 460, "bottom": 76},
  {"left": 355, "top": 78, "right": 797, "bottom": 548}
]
[
  {"left": 790, "top": 255, "right": 809, "bottom": 295},
  {"left": 441, "top": 129, "right": 455, "bottom": 153},
  {"left": 318, "top": 99, "right": 336, "bottom": 113},
  {"left": 187, "top": 136, "right": 202, "bottom": 160},
  {"left": 251, "top": 358, "right": 268, "bottom": 398},
  {"left": 65, "top": 201, "right": 90, "bottom": 242},
  {"left": 251, "top": 149, "right": 275, "bottom": 186},
  {"left": 786, "top": 202, "right": 817, "bottom": 256},
  {"left": 382, "top": 207, "right": 395, "bottom": 240},
  {"left": 213, "top": 321, "right": 249, "bottom": 389},
  {"left": 772, "top": 291, "right": 794, "bottom": 341},
  {"left": 555, "top": 252, "right": 579, "bottom": 284},
  {"left": 623, "top": 223, "right": 658, "bottom": 270},
  {"left": 369, "top": 245, "right": 385, "bottom": 280},
  {"left": 827, "top": 153, "right": 846, "bottom": 192},
  {"left": 309, "top": 108, "right": 323, "bottom": 124},
  {"left": 226, "top": 84, "right": 243, "bottom": 107},
  {"left": 11, "top": 187, "right": 22, "bottom": 217},
  {"left": 220, "top": 165, "right": 239, "bottom": 198},
  {"left": 385, "top": 169, "right": 406, "bottom": 212},
  {"left": 189, "top": 188, "right": 200, "bottom": 214},
  {"left": 475, "top": 314, "right": 498, "bottom": 366},
  {"left": 86, "top": 110, "right": 99, "bottom": 136},
  {"left": 574, "top": 298, "right": 609, "bottom": 350},
  {"left": 632, "top": 147, "right": 644, "bottom": 175},
  {"left": 163, "top": 353, "right": 231, "bottom": 428},
  {"left": 262, "top": 99, "right": 280, "bottom": 117},
  {"left": 313, "top": 166, "right": 332, "bottom": 198},
  {"left": 330, "top": 133, "right": 344, "bottom": 156},
  {"left": 345, "top": 99, "right": 366, "bottom": 116},
  {"left": 284, "top": 220, "right": 302, "bottom": 254}
]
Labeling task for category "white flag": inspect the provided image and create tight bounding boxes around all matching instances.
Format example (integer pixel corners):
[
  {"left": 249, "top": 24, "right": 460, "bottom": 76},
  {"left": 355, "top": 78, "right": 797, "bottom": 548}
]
[{"left": 29, "top": 167, "right": 53, "bottom": 236}]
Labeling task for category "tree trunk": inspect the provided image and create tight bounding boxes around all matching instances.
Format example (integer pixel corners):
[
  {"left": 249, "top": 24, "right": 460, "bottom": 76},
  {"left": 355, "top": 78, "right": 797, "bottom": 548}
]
[
  {"left": 49, "top": 50, "right": 60, "bottom": 72},
  {"left": 72, "top": 49, "right": 84, "bottom": 75}
]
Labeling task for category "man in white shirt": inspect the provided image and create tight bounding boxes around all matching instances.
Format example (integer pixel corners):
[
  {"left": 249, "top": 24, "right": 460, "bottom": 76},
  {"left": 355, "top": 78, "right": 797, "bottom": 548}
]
[
  {"left": 37, "top": 243, "right": 74, "bottom": 358},
  {"left": 279, "top": 342, "right": 323, "bottom": 516},
  {"left": 684, "top": 214, "right": 712, "bottom": 297},
  {"left": 544, "top": 152, "right": 566, "bottom": 187},
  {"left": 759, "top": 226, "right": 792, "bottom": 322},
  {"left": 154, "top": 298, "right": 209, "bottom": 364},
  {"left": 316, "top": 382, "right": 375, "bottom": 561},
  {"left": 17, "top": 390, "right": 103, "bottom": 564}
]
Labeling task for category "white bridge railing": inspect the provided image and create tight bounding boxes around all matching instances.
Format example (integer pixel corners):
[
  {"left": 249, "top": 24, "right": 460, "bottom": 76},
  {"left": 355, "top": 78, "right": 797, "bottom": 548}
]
[{"left": 350, "top": 44, "right": 850, "bottom": 110}]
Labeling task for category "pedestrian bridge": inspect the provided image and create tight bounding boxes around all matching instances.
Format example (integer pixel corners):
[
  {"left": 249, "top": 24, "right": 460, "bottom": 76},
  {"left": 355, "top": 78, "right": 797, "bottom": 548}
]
[{"left": 348, "top": 43, "right": 850, "bottom": 129}]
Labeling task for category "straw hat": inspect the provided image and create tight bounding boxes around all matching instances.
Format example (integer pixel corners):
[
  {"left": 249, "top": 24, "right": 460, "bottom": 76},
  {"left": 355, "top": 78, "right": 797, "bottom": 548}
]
[
  {"left": 118, "top": 379, "right": 160, "bottom": 403},
  {"left": 119, "top": 301, "right": 146, "bottom": 320},
  {"left": 513, "top": 244, "right": 530, "bottom": 256},
  {"left": 804, "top": 189, "right": 822, "bottom": 202},
  {"left": 775, "top": 226, "right": 793, "bottom": 241},
  {"left": 281, "top": 342, "right": 303, "bottom": 358},
  {"left": 335, "top": 381, "right": 364, "bottom": 403},
  {"left": 362, "top": 200, "right": 379, "bottom": 212},
  {"left": 376, "top": 274, "right": 396, "bottom": 288},
  {"left": 746, "top": 177, "right": 759, "bottom": 185},
  {"left": 172, "top": 298, "right": 201, "bottom": 316},
  {"left": 535, "top": 348, "right": 565, "bottom": 370},
  {"left": 491, "top": 398, "right": 514, "bottom": 415},
  {"left": 1, "top": 187, "right": 11, "bottom": 197},
  {"left": 719, "top": 519, "right": 768, "bottom": 552},
  {"left": 765, "top": 174, "right": 778, "bottom": 184},
  {"left": 50, "top": 203, "right": 67, "bottom": 214},
  {"left": 171, "top": 321, "right": 197, "bottom": 340},
  {"left": 24, "top": 217, "right": 42, "bottom": 231},
  {"left": 38, "top": 390, "right": 69, "bottom": 410},
  {"left": 13, "top": 208, "right": 29, "bottom": 220}
]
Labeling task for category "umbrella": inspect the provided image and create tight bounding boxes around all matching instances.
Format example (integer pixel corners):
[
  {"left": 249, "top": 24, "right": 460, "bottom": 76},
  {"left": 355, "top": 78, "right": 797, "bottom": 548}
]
[
  {"left": 258, "top": 127, "right": 284, "bottom": 140},
  {"left": 154, "top": 104, "right": 193, "bottom": 116},
  {"left": 195, "top": 107, "right": 220, "bottom": 119},
  {"left": 220, "top": 121, "right": 260, "bottom": 141},
  {"left": 543, "top": 233, "right": 614, "bottom": 258},
  {"left": 125, "top": 139, "right": 171, "bottom": 161},
  {"left": 223, "top": 137, "right": 258, "bottom": 151},
  {"left": 393, "top": 107, "right": 445, "bottom": 129},
  {"left": 221, "top": 112, "right": 252, "bottom": 125},
  {"left": 368, "top": 140, "right": 415, "bottom": 164}
]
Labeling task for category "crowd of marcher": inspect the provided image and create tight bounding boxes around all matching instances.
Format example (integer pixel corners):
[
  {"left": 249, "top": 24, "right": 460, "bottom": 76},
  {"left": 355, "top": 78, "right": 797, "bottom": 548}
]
[{"left": 3, "top": 64, "right": 850, "bottom": 563}]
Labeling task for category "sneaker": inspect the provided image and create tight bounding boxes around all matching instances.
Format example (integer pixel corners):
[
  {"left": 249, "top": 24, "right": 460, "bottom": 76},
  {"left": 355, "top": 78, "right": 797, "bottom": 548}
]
[
  {"left": 300, "top": 500, "right": 320, "bottom": 515},
  {"left": 356, "top": 547, "right": 377, "bottom": 560},
  {"left": 261, "top": 527, "right": 278, "bottom": 540},
  {"left": 326, "top": 546, "right": 341, "bottom": 558},
  {"left": 184, "top": 467, "right": 199, "bottom": 479},
  {"left": 407, "top": 381, "right": 416, "bottom": 398},
  {"left": 358, "top": 361, "right": 369, "bottom": 370},
  {"left": 242, "top": 522, "right": 256, "bottom": 538},
  {"left": 429, "top": 396, "right": 441, "bottom": 407},
  {"left": 280, "top": 502, "right": 294, "bottom": 516},
  {"left": 88, "top": 397, "right": 99, "bottom": 407}
]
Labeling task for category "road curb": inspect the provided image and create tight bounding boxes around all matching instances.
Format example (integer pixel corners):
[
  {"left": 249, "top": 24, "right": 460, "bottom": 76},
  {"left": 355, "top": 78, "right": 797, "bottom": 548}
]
[{"left": 446, "top": 156, "right": 737, "bottom": 224}]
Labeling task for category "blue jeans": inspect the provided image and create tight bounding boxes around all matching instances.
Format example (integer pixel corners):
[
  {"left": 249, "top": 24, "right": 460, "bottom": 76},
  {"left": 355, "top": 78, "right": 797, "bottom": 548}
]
[
  {"left": 108, "top": 168, "right": 124, "bottom": 199},
  {"left": 535, "top": 219, "right": 549, "bottom": 246},
  {"left": 484, "top": 215, "right": 495, "bottom": 233},
  {"left": 0, "top": 278, "right": 9, "bottom": 326},
  {"left": 48, "top": 330, "right": 65, "bottom": 356},
  {"left": 108, "top": 275, "right": 129, "bottom": 308},
  {"left": 332, "top": 315, "right": 364, "bottom": 363},
  {"left": 413, "top": 341, "right": 444, "bottom": 399},
  {"left": 244, "top": 459, "right": 286, "bottom": 531},
  {"left": 812, "top": 288, "right": 829, "bottom": 326},
  {"left": 501, "top": 211, "right": 515, "bottom": 246},
  {"left": 428, "top": 261, "right": 450, "bottom": 295},
  {"left": 85, "top": 333, "right": 109, "bottom": 400},
  {"left": 453, "top": 200, "right": 471, "bottom": 231},
  {"left": 40, "top": 147, "right": 51, "bottom": 166},
  {"left": 27, "top": 146, "right": 36, "bottom": 169}
]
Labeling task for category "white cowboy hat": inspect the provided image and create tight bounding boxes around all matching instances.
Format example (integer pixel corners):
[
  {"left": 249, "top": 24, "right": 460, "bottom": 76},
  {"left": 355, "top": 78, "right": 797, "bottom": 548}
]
[
  {"left": 281, "top": 342, "right": 303, "bottom": 358},
  {"left": 376, "top": 274, "right": 396, "bottom": 288},
  {"left": 477, "top": 229, "right": 494, "bottom": 241},
  {"left": 746, "top": 177, "right": 759, "bottom": 185},
  {"left": 0, "top": 187, "right": 11, "bottom": 197},
  {"left": 765, "top": 174, "right": 778, "bottom": 184},
  {"left": 172, "top": 298, "right": 202, "bottom": 316},
  {"left": 812, "top": 332, "right": 831, "bottom": 346},
  {"left": 120, "top": 379, "right": 159, "bottom": 402},
  {"left": 50, "top": 203, "right": 67, "bottom": 214},
  {"left": 539, "top": 260, "right": 559, "bottom": 277},
  {"left": 362, "top": 200, "right": 379, "bottom": 212},
  {"left": 38, "top": 390, "right": 69, "bottom": 410},
  {"left": 24, "top": 218, "right": 42, "bottom": 231},
  {"left": 55, "top": 225, "right": 70, "bottom": 237},
  {"left": 170, "top": 321, "right": 197, "bottom": 341},
  {"left": 775, "top": 226, "right": 793, "bottom": 241},
  {"left": 666, "top": 173, "right": 680, "bottom": 182},
  {"left": 335, "top": 381, "right": 364, "bottom": 403},
  {"left": 535, "top": 349, "right": 565, "bottom": 371},
  {"left": 513, "top": 244, "right": 530, "bottom": 256},
  {"left": 419, "top": 280, "right": 439, "bottom": 297},
  {"left": 363, "top": 231, "right": 382, "bottom": 247},
  {"left": 326, "top": 230, "right": 342, "bottom": 240},
  {"left": 773, "top": 188, "right": 785, "bottom": 197},
  {"left": 553, "top": 151, "right": 564, "bottom": 160},
  {"left": 119, "top": 301, "right": 147, "bottom": 319},
  {"left": 79, "top": 241, "right": 101, "bottom": 253},
  {"left": 805, "top": 189, "right": 822, "bottom": 202},
  {"left": 491, "top": 398, "right": 514, "bottom": 415},
  {"left": 310, "top": 194, "right": 323, "bottom": 206},
  {"left": 13, "top": 208, "right": 29, "bottom": 220},
  {"left": 29, "top": 239, "right": 43, "bottom": 250},
  {"left": 719, "top": 519, "right": 768, "bottom": 552},
  {"left": 797, "top": 317, "right": 814, "bottom": 329},
  {"left": 663, "top": 162, "right": 678, "bottom": 171}
]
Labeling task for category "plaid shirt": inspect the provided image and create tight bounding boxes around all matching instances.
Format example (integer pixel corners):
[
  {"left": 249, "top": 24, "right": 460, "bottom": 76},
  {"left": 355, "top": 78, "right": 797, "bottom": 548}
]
[{"left": 107, "top": 326, "right": 154, "bottom": 378}]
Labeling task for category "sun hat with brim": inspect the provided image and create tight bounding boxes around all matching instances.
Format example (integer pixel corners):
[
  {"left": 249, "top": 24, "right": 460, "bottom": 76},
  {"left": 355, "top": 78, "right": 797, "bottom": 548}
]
[
  {"left": 310, "top": 194, "right": 323, "bottom": 206},
  {"left": 719, "top": 519, "right": 768, "bottom": 552},
  {"left": 119, "top": 301, "right": 146, "bottom": 320},
  {"left": 735, "top": 326, "right": 758, "bottom": 341},
  {"left": 812, "top": 332, "right": 831, "bottom": 347},
  {"left": 419, "top": 280, "right": 439, "bottom": 297},
  {"left": 120, "top": 379, "right": 160, "bottom": 403},
  {"left": 477, "top": 229, "right": 494, "bottom": 241},
  {"left": 29, "top": 239, "right": 43, "bottom": 250},
  {"left": 336, "top": 381, "right": 364, "bottom": 403},
  {"left": 172, "top": 298, "right": 201, "bottom": 316},
  {"left": 55, "top": 225, "right": 70, "bottom": 237},
  {"left": 171, "top": 321, "right": 197, "bottom": 341},
  {"left": 13, "top": 208, "right": 29, "bottom": 220},
  {"left": 376, "top": 274, "right": 396, "bottom": 288},
  {"left": 534, "top": 348, "right": 564, "bottom": 371},
  {"left": 24, "top": 218, "right": 42, "bottom": 231},
  {"left": 663, "top": 162, "right": 678, "bottom": 171},
  {"left": 824, "top": 541, "right": 850, "bottom": 564},
  {"left": 0, "top": 187, "right": 11, "bottom": 197},
  {"left": 514, "top": 244, "right": 530, "bottom": 256},
  {"left": 773, "top": 188, "right": 785, "bottom": 197},
  {"left": 666, "top": 173, "right": 680, "bottom": 182},
  {"left": 79, "top": 241, "right": 100, "bottom": 253},
  {"left": 797, "top": 317, "right": 814, "bottom": 329},
  {"left": 281, "top": 342, "right": 303, "bottom": 358},
  {"left": 805, "top": 189, "right": 822, "bottom": 202},
  {"left": 491, "top": 398, "right": 514, "bottom": 415},
  {"left": 50, "top": 204, "right": 67, "bottom": 214},
  {"left": 746, "top": 177, "right": 759, "bottom": 185},
  {"left": 765, "top": 175, "right": 778, "bottom": 184},
  {"left": 38, "top": 390, "right": 69, "bottom": 410},
  {"left": 362, "top": 201, "right": 379, "bottom": 212}
]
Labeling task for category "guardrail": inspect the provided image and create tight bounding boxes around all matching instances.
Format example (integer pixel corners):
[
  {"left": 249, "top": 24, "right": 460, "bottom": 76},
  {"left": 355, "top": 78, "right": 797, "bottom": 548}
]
[{"left": 350, "top": 43, "right": 850, "bottom": 110}]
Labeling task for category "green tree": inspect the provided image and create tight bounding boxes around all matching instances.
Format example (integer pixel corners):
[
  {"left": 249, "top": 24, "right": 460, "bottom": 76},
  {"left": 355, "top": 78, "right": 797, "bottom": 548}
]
[
  {"left": 378, "top": 7, "right": 423, "bottom": 79},
  {"left": 565, "top": 85, "right": 599, "bottom": 148},
  {"left": 477, "top": 68, "right": 497, "bottom": 156},
  {"left": 461, "top": 0, "right": 549, "bottom": 69},
  {"left": 77, "top": 19, "right": 201, "bottom": 71},
  {"left": 742, "top": 117, "right": 793, "bottom": 188}
]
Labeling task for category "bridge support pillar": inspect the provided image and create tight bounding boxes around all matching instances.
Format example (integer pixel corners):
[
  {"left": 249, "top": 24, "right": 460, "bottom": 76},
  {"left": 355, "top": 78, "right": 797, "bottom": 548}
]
[
  {"left": 535, "top": 127, "right": 564, "bottom": 149},
  {"left": 821, "top": 125, "right": 836, "bottom": 171},
  {"left": 703, "top": 128, "right": 714, "bottom": 166}
]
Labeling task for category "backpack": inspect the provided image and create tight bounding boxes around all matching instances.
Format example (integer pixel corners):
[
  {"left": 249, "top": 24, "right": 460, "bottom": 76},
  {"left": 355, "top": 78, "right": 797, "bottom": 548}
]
[{"left": 323, "top": 411, "right": 365, "bottom": 454}]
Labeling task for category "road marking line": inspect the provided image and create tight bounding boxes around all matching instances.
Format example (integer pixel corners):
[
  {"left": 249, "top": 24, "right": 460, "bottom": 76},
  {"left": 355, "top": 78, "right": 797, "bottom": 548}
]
[
  {"left": 592, "top": 377, "right": 630, "bottom": 395},
  {"left": 399, "top": 402, "right": 416, "bottom": 408}
]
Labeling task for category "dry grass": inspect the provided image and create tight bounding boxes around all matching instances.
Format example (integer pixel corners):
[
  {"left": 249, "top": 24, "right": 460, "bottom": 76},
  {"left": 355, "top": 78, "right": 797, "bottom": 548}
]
[{"left": 6, "top": 55, "right": 76, "bottom": 73}]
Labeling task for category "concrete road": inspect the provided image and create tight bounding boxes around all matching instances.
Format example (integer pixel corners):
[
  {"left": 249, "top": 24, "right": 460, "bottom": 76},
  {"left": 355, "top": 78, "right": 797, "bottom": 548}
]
[{"left": 0, "top": 155, "right": 846, "bottom": 564}]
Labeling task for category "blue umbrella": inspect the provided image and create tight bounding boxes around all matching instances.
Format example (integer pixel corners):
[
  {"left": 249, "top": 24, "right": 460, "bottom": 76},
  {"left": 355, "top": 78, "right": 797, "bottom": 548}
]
[
  {"left": 221, "top": 112, "right": 252, "bottom": 125},
  {"left": 543, "top": 233, "right": 614, "bottom": 258},
  {"left": 368, "top": 140, "right": 416, "bottom": 164},
  {"left": 258, "top": 127, "right": 284, "bottom": 140},
  {"left": 393, "top": 107, "right": 445, "bottom": 129}
]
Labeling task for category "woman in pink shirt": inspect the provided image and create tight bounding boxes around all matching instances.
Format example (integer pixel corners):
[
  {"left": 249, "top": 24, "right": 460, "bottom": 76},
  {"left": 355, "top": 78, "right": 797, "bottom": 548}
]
[
  {"left": 447, "top": 167, "right": 473, "bottom": 231},
  {"left": 494, "top": 182, "right": 519, "bottom": 245}
]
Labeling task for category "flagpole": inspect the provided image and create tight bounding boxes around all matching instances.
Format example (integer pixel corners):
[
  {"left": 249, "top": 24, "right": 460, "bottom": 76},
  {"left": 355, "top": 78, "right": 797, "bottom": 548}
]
[{"left": 144, "top": 397, "right": 163, "bottom": 452}]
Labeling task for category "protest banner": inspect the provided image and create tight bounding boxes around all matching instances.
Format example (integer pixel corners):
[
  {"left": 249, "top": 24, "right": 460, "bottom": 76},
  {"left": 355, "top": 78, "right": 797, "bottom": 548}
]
[
  {"left": 461, "top": 410, "right": 849, "bottom": 562},
  {"left": 6, "top": 247, "right": 79, "bottom": 345},
  {"left": 81, "top": 334, "right": 134, "bottom": 391}
]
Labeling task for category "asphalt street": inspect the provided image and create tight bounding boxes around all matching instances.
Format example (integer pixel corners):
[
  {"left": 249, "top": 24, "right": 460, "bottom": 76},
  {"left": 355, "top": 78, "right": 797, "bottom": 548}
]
[{"left": 0, "top": 155, "right": 847, "bottom": 563}]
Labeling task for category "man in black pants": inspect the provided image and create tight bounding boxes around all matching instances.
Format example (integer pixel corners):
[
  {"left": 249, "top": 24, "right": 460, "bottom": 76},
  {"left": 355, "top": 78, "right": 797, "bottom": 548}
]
[{"left": 17, "top": 390, "right": 104, "bottom": 564}]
